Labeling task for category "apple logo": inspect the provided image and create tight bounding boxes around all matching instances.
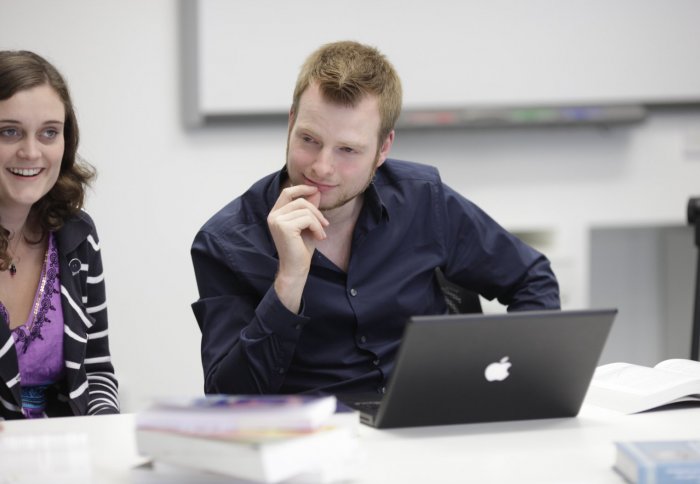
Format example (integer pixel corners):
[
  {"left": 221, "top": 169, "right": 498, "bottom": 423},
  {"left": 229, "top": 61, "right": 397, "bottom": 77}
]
[{"left": 484, "top": 356, "right": 512, "bottom": 382}]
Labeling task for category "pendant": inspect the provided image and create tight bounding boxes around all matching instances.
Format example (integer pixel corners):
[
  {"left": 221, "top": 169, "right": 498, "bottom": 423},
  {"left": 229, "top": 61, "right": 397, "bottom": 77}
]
[{"left": 9, "top": 262, "right": 16, "bottom": 276}]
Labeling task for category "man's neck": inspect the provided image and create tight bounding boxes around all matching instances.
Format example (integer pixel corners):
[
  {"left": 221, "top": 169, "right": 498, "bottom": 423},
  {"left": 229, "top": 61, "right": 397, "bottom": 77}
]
[
  {"left": 315, "top": 195, "right": 364, "bottom": 272},
  {"left": 322, "top": 193, "right": 364, "bottom": 236}
]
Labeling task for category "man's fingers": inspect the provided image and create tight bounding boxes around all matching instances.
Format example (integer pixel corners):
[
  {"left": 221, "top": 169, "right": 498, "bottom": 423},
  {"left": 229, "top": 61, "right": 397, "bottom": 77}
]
[
  {"left": 271, "top": 196, "right": 329, "bottom": 227},
  {"left": 272, "top": 210, "right": 327, "bottom": 240},
  {"left": 276, "top": 184, "right": 319, "bottom": 206},
  {"left": 306, "top": 190, "right": 321, "bottom": 211}
]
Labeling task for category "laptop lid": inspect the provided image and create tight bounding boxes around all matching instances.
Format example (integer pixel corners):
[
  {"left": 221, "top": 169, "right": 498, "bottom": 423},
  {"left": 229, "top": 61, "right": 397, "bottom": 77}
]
[{"left": 343, "top": 308, "right": 616, "bottom": 429}]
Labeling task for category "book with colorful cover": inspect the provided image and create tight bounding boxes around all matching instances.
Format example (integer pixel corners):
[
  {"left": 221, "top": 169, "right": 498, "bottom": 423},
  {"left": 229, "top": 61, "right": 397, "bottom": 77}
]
[
  {"left": 136, "top": 394, "right": 338, "bottom": 433},
  {"left": 614, "top": 440, "right": 700, "bottom": 484}
]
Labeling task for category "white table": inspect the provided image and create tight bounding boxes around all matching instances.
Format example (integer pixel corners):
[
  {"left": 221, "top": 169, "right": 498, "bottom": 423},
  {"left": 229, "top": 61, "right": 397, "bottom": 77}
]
[{"left": 1, "top": 404, "right": 699, "bottom": 483}]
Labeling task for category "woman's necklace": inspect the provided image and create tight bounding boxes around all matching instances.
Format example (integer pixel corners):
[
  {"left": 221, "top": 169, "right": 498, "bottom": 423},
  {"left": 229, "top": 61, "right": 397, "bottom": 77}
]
[
  {"left": 8, "top": 229, "right": 24, "bottom": 277},
  {"left": 26, "top": 248, "right": 50, "bottom": 331}
]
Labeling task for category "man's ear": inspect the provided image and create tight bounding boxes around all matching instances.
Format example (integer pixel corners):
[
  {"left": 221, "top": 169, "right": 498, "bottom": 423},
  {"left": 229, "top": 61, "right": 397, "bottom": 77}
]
[{"left": 376, "top": 130, "right": 395, "bottom": 168}]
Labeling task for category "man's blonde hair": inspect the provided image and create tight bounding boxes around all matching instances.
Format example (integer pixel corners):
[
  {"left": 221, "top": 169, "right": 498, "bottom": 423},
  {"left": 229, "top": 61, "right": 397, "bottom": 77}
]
[{"left": 291, "top": 41, "right": 402, "bottom": 142}]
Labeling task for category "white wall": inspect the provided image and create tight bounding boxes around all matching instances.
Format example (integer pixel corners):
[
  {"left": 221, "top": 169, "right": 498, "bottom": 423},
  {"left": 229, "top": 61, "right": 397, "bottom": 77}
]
[
  {"left": 590, "top": 226, "right": 696, "bottom": 366},
  {"left": 2, "top": 0, "right": 699, "bottom": 411},
  {"left": 193, "top": 0, "right": 700, "bottom": 115}
]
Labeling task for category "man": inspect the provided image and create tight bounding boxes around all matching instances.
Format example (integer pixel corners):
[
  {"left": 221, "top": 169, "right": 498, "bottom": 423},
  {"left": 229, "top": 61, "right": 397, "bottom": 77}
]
[{"left": 191, "top": 41, "right": 559, "bottom": 396}]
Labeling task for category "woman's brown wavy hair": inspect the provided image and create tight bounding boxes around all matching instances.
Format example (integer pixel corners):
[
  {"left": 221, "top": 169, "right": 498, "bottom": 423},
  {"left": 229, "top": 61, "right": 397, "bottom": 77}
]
[{"left": 0, "top": 50, "right": 95, "bottom": 272}]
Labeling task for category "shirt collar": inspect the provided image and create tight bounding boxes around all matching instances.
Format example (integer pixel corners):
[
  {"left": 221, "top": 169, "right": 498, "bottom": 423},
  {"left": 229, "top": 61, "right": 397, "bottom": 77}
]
[
  {"left": 264, "top": 165, "right": 289, "bottom": 210},
  {"left": 364, "top": 177, "right": 390, "bottom": 224},
  {"left": 55, "top": 212, "right": 93, "bottom": 255}
]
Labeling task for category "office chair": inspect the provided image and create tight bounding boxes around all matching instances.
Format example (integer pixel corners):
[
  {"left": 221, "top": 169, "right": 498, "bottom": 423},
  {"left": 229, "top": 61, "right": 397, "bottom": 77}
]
[{"left": 435, "top": 268, "right": 483, "bottom": 314}]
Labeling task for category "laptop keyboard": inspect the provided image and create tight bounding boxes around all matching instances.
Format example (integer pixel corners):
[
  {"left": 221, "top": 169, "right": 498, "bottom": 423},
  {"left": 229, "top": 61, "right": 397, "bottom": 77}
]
[
  {"left": 351, "top": 400, "right": 381, "bottom": 408},
  {"left": 348, "top": 400, "right": 381, "bottom": 416}
]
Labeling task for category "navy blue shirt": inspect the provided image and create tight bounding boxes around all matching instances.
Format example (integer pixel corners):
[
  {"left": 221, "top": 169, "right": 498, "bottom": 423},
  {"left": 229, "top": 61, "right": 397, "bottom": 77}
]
[{"left": 191, "top": 159, "right": 559, "bottom": 395}]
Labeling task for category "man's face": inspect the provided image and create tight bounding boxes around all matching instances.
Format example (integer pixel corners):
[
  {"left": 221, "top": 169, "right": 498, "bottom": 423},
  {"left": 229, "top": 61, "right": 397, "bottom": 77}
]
[{"left": 285, "top": 82, "right": 393, "bottom": 213}]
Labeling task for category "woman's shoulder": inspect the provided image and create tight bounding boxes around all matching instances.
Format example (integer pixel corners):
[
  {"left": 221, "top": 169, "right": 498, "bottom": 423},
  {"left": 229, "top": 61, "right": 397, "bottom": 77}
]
[
  {"left": 55, "top": 210, "right": 99, "bottom": 253},
  {"left": 70, "top": 209, "right": 96, "bottom": 227},
  {"left": 60, "top": 210, "right": 98, "bottom": 233}
]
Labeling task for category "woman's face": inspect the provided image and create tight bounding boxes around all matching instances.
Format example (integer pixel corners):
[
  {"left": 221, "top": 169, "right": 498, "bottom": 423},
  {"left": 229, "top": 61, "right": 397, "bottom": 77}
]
[{"left": 0, "top": 83, "right": 65, "bottom": 215}]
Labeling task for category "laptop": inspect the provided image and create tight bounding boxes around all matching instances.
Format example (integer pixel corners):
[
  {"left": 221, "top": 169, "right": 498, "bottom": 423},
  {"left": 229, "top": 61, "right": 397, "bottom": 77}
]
[{"left": 338, "top": 308, "right": 616, "bottom": 428}]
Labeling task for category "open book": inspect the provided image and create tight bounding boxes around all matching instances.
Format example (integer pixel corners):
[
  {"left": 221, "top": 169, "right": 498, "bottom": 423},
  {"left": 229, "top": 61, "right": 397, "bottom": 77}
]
[{"left": 585, "top": 359, "right": 700, "bottom": 414}]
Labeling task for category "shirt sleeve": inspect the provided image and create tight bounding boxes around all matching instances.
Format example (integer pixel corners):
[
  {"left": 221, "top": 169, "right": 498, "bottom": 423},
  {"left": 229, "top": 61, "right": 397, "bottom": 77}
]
[
  {"left": 191, "top": 229, "right": 309, "bottom": 394},
  {"left": 439, "top": 184, "right": 561, "bottom": 311},
  {"left": 83, "top": 226, "right": 120, "bottom": 415}
]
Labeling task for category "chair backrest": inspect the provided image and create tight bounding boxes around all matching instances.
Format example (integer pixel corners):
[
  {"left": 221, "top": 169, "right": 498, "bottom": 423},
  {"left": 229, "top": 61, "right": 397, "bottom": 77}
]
[{"left": 435, "top": 268, "right": 483, "bottom": 314}]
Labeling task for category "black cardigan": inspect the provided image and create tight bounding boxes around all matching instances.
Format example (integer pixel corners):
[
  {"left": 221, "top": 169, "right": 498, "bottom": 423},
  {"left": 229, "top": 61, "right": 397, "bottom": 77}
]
[{"left": 0, "top": 211, "right": 119, "bottom": 419}]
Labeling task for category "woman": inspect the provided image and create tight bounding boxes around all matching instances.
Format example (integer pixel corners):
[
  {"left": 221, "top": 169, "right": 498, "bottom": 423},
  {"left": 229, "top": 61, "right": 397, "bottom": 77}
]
[{"left": 0, "top": 51, "right": 119, "bottom": 418}]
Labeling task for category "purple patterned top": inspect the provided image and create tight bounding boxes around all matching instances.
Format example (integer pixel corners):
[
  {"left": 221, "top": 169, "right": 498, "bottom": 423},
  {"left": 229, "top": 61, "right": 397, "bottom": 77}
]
[{"left": 0, "top": 233, "right": 65, "bottom": 418}]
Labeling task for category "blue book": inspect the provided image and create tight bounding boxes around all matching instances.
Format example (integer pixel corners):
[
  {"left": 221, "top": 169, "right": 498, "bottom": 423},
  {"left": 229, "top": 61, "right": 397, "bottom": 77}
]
[{"left": 614, "top": 440, "right": 700, "bottom": 484}]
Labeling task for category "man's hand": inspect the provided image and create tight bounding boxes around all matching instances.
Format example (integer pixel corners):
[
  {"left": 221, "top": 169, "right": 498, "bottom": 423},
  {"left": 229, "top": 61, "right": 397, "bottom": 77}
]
[{"left": 268, "top": 184, "right": 329, "bottom": 313}]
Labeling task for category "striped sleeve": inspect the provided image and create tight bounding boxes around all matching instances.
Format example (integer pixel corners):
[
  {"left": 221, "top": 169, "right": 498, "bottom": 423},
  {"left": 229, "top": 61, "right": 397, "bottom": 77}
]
[
  {"left": 0, "top": 332, "right": 23, "bottom": 419},
  {"left": 83, "top": 230, "right": 120, "bottom": 415}
]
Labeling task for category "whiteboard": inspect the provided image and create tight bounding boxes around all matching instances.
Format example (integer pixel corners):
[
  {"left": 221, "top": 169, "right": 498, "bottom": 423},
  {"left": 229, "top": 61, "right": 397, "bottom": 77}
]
[{"left": 183, "top": 0, "right": 700, "bottom": 124}]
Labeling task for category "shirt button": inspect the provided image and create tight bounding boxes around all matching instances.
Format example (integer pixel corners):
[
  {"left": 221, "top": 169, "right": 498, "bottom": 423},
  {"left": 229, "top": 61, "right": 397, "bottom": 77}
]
[
  {"left": 373, "top": 359, "right": 380, "bottom": 366},
  {"left": 349, "top": 288, "right": 358, "bottom": 297},
  {"left": 278, "top": 368, "right": 285, "bottom": 375},
  {"left": 294, "top": 323, "right": 302, "bottom": 330},
  {"left": 360, "top": 336, "right": 367, "bottom": 344},
  {"left": 68, "top": 258, "right": 82, "bottom": 275}
]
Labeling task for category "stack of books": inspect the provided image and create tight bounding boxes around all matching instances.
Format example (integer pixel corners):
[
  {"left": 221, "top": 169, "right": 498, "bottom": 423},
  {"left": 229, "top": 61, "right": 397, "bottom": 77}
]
[{"left": 135, "top": 394, "right": 360, "bottom": 483}]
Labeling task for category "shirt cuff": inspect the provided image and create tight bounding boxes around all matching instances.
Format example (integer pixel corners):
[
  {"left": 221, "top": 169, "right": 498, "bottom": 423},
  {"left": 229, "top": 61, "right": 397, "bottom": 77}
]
[{"left": 254, "top": 286, "right": 311, "bottom": 341}]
